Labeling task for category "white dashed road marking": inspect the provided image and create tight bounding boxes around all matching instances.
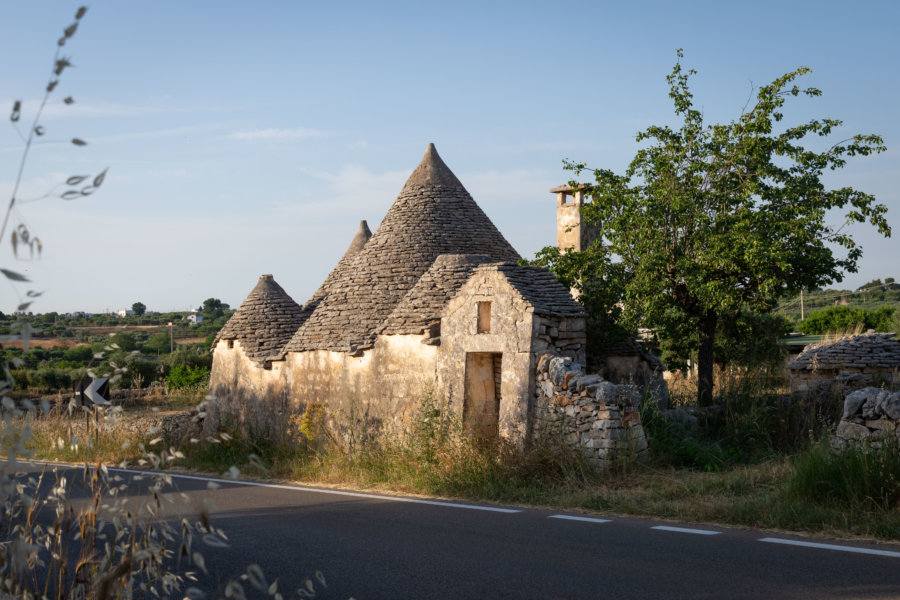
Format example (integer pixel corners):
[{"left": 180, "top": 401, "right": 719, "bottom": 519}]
[
  {"left": 549, "top": 515, "right": 612, "bottom": 524},
  {"left": 651, "top": 525, "right": 721, "bottom": 536},
  {"left": 759, "top": 537, "right": 900, "bottom": 558}
]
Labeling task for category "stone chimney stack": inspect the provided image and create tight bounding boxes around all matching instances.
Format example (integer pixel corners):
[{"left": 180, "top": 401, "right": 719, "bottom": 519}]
[{"left": 551, "top": 184, "right": 599, "bottom": 252}]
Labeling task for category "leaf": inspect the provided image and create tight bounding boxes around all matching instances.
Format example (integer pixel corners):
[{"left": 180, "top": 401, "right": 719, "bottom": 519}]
[
  {"left": 80, "top": 186, "right": 95, "bottom": 196},
  {"left": 34, "top": 126, "right": 45, "bottom": 136},
  {"left": 11, "top": 100, "right": 21, "bottom": 122},
  {"left": 66, "top": 175, "right": 89, "bottom": 185},
  {"left": 93, "top": 168, "right": 108, "bottom": 188},
  {"left": 75, "top": 6, "right": 87, "bottom": 19},
  {"left": 26, "top": 290, "right": 43, "bottom": 298},
  {"left": 63, "top": 23, "right": 78, "bottom": 39},
  {"left": 63, "top": 96, "right": 75, "bottom": 105},
  {"left": 192, "top": 552, "right": 207, "bottom": 575},
  {"left": 11, "top": 231, "right": 17, "bottom": 258},
  {"left": 61, "top": 190, "right": 82, "bottom": 200},
  {"left": 34, "top": 238, "right": 42, "bottom": 258},
  {"left": 17, "top": 302, "right": 32, "bottom": 312},
  {"left": 1, "top": 269, "right": 30, "bottom": 282},
  {"left": 202, "top": 534, "right": 230, "bottom": 548},
  {"left": 46, "top": 80, "right": 58, "bottom": 92},
  {"left": 71, "top": 138, "right": 87, "bottom": 146}
]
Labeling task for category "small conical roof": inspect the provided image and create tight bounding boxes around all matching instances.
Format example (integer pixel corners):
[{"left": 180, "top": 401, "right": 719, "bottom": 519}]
[
  {"left": 300, "top": 219, "right": 372, "bottom": 314},
  {"left": 214, "top": 274, "right": 306, "bottom": 364},
  {"left": 286, "top": 144, "right": 520, "bottom": 353}
]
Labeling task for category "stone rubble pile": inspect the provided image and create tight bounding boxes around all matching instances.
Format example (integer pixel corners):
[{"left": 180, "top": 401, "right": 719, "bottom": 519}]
[
  {"left": 533, "top": 353, "right": 647, "bottom": 469},
  {"left": 832, "top": 386, "right": 900, "bottom": 450}
]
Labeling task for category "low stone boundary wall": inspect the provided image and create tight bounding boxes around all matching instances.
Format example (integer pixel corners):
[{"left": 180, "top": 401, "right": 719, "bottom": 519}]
[
  {"left": 533, "top": 354, "right": 647, "bottom": 469},
  {"left": 832, "top": 387, "right": 900, "bottom": 450}
]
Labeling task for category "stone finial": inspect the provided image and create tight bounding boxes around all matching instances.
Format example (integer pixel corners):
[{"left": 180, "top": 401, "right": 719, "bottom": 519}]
[{"left": 401, "top": 143, "right": 466, "bottom": 191}]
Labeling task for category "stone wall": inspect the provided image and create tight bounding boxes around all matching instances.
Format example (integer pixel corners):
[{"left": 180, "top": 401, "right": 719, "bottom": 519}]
[
  {"left": 285, "top": 334, "right": 439, "bottom": 436},
  {"left": 532, "top": 354, "right": 648, "bottom": 469},
  {"left": 832, "top": 386, "right": 900, "bottom": 450},
  {"left": 439, "top": 269, "right": 537, "bottom": 442},
  {"left": 789, "top": 333, "right": 900, "bottom": 394},
  {"left": 207, "top": 340, "right": 293, "bottom": 440}
]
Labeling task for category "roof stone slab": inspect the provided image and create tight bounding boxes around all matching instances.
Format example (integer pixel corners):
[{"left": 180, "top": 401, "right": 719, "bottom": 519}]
[
  {"left": 380, "top": 253, "right": 491, "bottom": 336},
  {"left": 286, "top": 143, "right": 520, "bottom": 353},
  {"left": 214, "top": 274, "right": 307, "bottom": 364},
  {"left": 487, "top": 263, "right": 587, "bottom": 319},
  {"left": 301, "top": 219, "right": 372, "bottom": 313},
  {"left": 789, "top": 332, "right": 900, "bottom": 371}
]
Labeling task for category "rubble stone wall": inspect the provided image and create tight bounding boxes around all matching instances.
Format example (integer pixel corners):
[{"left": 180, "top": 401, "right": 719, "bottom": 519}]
[
  {"left": 832, "top": 386, "right": 900, "bottom": 450},
  {"left": 532, "top": 354, "right": 648, "bottom": 469}
]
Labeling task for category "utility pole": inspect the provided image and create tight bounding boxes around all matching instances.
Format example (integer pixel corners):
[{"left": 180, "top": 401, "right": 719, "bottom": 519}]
[{"left": 167, "top": 321, "right": 174, "bottom": 353}]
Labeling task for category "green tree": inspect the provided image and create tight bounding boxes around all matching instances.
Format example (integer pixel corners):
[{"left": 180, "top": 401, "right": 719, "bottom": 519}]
[
  {"left": 131, "top": 301, "right": 146, "bottom": 316},
  {"left": 564, "top": 51, "right": 890, "bottom": 405},
  {"left": 199, "top": 297, "right": 229, "bottom": 319},
  {"left": 110, "top": 331, "right": 136, "bottom": 352}
]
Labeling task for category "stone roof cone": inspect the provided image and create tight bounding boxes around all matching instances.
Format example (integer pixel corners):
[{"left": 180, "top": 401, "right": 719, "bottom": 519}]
[
  {"left": 301, "top": 219, "right": 373, "bottom": 312},
  {"left": 287, "top": 143, "right": 520, "bottom": 353},
  {"left": 214, "top": 274, "right": 306, "bottom": 364}
]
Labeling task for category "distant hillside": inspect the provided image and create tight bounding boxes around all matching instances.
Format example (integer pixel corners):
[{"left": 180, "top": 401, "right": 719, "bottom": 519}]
[{"left": 776, "top": 278, "right": 900, "bottom": 323}]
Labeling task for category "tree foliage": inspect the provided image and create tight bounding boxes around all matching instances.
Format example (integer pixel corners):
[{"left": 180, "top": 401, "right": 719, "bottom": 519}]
[
  {"left": 131, "top": 301, "right": 146, "bottom": 316},
  {"left": 563, "top": 51, "right": 890, "bottom": 404}
]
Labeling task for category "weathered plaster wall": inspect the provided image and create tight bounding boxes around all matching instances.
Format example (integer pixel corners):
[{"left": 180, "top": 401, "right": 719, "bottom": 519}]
[
  {"left": 207, "top": 340, "right": 291, "bottom": 439},
  {"left": 285, "top": 334, "right": 439, "bottom": 433},
  {"left": 439, "top": 269, "right": 536, "bottom": 442}
]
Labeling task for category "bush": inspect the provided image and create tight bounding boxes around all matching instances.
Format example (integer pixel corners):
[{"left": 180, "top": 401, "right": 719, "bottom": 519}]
[
  {"left": 62, "top": 344, "right": 93, "bottom": 363},
  {"left": 167, "top": 364, "right": 210, "bottom": 389},
  {"left": 801, "top": 305, "right": 896, "bottom": 334}
]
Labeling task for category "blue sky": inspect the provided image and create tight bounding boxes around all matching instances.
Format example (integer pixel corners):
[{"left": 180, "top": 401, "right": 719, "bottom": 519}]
[{"left": 1, "top": 1, "right": 897, "bottom": 314}]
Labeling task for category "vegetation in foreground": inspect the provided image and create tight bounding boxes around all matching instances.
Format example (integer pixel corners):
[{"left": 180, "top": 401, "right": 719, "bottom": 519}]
[{"left": 171, "top": 374, "right": 900, "bottom": 543}]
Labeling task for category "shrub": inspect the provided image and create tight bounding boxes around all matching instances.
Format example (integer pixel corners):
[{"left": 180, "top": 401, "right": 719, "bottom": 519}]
[
  {"left": 801, "top": 305, "right": 896, "bottom": 335},
  {"left": 62, "top": 344, "right": 93, "bottom": 363},
  {"left": 167, "top": 364, "right": 210, "bottom": 389}
]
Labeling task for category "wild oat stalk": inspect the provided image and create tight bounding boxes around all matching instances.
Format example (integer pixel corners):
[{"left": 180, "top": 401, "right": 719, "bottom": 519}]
[{"left": 3, "top": 5, "right": 107, "bottom": 314}]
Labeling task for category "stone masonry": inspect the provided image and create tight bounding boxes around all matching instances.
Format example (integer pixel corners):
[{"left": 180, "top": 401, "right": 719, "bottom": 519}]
[
  {"left": 832, "top": 386, "right": 900, "bottom": 451},
  {"left": 789, "top": 332, "right": 900, "bottom": 394},
  {"left": 532, "top": 353, "right": 648, "bottom": 469}
]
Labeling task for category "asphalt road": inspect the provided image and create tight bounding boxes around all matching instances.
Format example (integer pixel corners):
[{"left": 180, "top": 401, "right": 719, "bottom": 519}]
[{"left": 10, "top": 463, "right": 900, "bottom": 599}]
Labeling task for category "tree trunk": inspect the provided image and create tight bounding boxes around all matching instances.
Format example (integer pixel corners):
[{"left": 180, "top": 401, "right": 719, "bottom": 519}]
[{"left": 697, "top": 310, "right": 717, "bottom": 406}]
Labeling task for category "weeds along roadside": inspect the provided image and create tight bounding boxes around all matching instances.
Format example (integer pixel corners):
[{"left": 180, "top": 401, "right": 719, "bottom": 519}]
[{"left": 177, "top": 367, "right": 900, "bottom": 542}]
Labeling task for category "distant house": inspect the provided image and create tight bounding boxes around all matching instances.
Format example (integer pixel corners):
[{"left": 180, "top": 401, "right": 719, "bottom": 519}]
[
  {"left": 186, "top": 313, "right": 203, "bottom": 325},
  {"left": 116, "top": 309, "right": 134, "bottom": 318},
  {"left": 66, "top": 311, "right": 93, "bottom": 318}
]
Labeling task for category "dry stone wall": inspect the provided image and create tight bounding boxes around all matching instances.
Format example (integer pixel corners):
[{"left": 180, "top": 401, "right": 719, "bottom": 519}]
[
  {"left": 832, "top": 386, "right": 900, "bottom": 450},
  {"left": 790, "top": 333, "right": 900, "bottom": 394},
  {"left": 532, "top": 354, "right": 648, "bottom": 469}
]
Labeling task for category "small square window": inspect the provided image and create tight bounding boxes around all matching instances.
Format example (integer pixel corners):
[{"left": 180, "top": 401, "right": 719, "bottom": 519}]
[{"left": 477, "top": 301, "right": 491, "bottom": 334}]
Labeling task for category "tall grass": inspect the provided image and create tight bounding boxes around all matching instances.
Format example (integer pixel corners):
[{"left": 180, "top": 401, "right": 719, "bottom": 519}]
[
  {"left": 789, "top": 440, "right": 900, "bottom": 511},
  {"left": 187, "top": 391, "right": 602, "bottom": 505}
]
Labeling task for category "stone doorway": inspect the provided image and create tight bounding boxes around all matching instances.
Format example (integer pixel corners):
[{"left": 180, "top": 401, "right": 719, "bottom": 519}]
[{"left": 463, "top": 352, "right": 502, "bottom": 438}]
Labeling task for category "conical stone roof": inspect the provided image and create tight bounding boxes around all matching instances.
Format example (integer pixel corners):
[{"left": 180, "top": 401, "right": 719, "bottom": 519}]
[
  {"left": 214, "top": 274, "right": 307, "bottom": 364},
  {"left": 302, "top": 219, "right": 372, "bottom": 311},
  {"left": 286, "top": 143, "right": 520, "bottom": 353}
]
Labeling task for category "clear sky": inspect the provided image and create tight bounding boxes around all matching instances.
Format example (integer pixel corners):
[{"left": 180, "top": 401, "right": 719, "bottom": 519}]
[{"left": 1, "top": 1, "right": 897, "bottom": 314}]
